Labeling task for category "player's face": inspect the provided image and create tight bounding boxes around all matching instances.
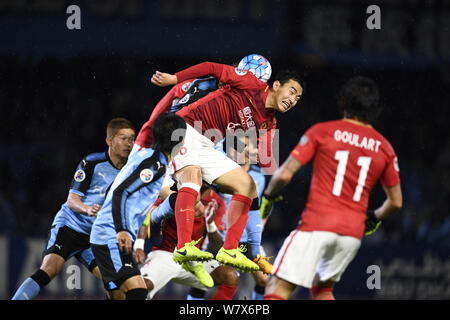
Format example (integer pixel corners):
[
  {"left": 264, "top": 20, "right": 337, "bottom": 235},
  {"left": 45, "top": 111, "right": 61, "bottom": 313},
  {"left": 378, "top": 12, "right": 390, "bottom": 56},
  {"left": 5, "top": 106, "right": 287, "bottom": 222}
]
[
  {"left": 274, "top": 79, "right": 303, "bottom": 113},
  {"left": 109, "top": 128, "right": 135, "bottom": 159}
]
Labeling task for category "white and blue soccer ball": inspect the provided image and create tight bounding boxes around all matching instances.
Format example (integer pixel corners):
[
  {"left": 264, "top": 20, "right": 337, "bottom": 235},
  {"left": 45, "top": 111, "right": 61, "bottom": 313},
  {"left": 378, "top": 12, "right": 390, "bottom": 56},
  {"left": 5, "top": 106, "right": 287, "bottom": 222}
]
[{"left": 237, "top": 54, "right": 272, "bottom": 83}]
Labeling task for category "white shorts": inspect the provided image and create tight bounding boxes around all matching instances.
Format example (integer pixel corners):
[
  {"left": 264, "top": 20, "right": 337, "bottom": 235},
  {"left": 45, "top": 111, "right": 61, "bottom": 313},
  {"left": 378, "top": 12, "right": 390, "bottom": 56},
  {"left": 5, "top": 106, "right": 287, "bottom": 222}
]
[
  {"left": 140, "top": 249, "right": 220, "bottom": 299},
  {"left": 169, "top": 124, "right": 240, "bottom": 184},
  {"left": 272, "top": 230, "right": 361, "bottom": 288}
]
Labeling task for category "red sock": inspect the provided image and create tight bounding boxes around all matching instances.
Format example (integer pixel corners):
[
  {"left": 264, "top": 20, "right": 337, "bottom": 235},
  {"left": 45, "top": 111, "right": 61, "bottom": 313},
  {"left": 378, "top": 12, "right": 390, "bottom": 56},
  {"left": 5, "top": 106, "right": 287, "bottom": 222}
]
[
  {"left": 223, "top": 194, "right": 252, "bottom": 250},
  {"left": 211, "top": 285, "right": 237, "bottom": 300},
  {"left": 310, "top": 286, "right": 335, "bottom": 300},
  {"left": 175, "top": 186, "right": 199, "bottom": 249}
]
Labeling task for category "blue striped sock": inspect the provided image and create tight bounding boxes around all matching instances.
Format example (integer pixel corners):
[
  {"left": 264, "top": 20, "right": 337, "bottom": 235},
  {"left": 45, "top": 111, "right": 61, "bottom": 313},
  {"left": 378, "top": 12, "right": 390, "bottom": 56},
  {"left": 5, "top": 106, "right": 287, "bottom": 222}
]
[{"left": 11, "top": 278, "right": 41, "bottom": 300}]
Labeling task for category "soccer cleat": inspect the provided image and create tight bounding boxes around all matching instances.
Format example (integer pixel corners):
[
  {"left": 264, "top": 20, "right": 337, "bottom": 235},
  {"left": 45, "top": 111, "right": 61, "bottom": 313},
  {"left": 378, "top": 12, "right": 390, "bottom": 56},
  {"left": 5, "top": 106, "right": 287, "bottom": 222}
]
[
  {"left": 173, "top": 238, "right": 214, "bottom": 264},
  {"left": 253, "top": 254, "right": 273, "bottom": 274},
  {"left": 182, "top": 262, "right": 214, "bottom": 288},
  {"left": 215, "top": 247, "right": 260, "bottom": 273}
]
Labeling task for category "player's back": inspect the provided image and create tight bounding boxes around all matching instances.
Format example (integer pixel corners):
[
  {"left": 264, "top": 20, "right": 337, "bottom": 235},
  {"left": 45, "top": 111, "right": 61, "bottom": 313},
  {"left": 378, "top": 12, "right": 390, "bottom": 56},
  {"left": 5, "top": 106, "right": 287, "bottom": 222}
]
[{"left": 292, "top": 119, "right": 400, "bottom": 239}]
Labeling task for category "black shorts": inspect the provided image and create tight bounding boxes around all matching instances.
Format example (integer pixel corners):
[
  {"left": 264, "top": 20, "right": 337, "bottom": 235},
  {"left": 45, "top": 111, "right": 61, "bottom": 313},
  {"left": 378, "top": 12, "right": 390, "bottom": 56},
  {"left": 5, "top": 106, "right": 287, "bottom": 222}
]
[
  {"left": 43, "top": 225, "right": 97, "bottom": 272},
  {"left": 91, "top": 242, "right": 141, "bottom": 290}
]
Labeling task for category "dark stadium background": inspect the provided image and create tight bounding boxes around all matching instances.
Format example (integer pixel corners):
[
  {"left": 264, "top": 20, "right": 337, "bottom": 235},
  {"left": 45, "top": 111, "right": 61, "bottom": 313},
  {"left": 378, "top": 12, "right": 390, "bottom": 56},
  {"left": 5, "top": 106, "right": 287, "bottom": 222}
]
[{"left": 0, "top": 0, "right": 449, "bottom": 300}]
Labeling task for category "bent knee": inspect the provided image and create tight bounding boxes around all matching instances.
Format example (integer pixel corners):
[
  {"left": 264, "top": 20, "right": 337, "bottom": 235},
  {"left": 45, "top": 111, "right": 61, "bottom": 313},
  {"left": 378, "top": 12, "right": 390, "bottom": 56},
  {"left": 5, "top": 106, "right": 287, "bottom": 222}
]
[{"left": 175, "top": 165, "right": 202, "bottom": 185}]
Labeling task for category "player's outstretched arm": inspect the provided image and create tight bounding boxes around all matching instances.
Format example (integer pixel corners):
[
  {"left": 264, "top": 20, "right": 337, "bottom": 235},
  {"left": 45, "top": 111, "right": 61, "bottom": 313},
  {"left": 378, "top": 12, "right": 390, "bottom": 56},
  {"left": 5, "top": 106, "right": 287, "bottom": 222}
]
[
  {"left": 67, "top": 192, "right": 101, "bottom": 216},
  {"left": 264, "top": 155, "right": 302, "bottom": 197},
  {"left": 365, "top": 184, "right": 402, "bottom": 235},
  {"left": 374, "top": 184, "right": 403, "bottom": 220},
  {"left": 151, "top": 71, "right": 178, "bottom": 87},
  {"left": 261, "top": 156, "right": 302, "bottom": 218}
]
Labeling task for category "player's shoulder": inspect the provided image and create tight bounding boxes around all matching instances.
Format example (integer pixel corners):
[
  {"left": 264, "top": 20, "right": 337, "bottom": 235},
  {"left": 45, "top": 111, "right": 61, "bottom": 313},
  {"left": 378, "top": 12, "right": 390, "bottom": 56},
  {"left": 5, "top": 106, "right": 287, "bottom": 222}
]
[
  {"left": 304, "top": 120, "right": 339, "bottom": 135},
  {"left": 84, "top": 151, "right": 108, "bottom": 162}
]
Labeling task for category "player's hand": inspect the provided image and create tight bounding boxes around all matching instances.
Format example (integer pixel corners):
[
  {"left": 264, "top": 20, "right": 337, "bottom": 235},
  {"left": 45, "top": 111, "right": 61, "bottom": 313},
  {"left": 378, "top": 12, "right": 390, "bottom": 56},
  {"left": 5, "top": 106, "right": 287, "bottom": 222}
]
[
  {"left": 205, "top": 199, "right": 218, "bottom": 224},
  {"left": 364, "top": 210, "right": 382, "bottom": 236},
  {"left": 117, "top": 231, "right": 132, "bottom": 254},
  {"left": 151, "top": 71, "right": 178, "bottom": 87},
  {"left": 86, "top": 204, "right": 101, "bottom": 216},
  {"left": 260, "top": 195, "right": 283, "bottom": 219},
  {"left": 133, "top": 248, "right": 146, "bottom": 264}
]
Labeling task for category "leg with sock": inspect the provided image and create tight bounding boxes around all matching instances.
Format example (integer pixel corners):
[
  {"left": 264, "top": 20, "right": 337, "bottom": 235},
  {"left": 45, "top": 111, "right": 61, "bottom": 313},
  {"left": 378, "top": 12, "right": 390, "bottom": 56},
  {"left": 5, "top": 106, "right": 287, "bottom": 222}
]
[
  {"left": 216, "top": 194, "right": 259, "bottom": 272},
  {"left": 11, "top": 269, "right": 51, "bottom": 300},
  {"left": 172, "top": 181, "right": 214, "bottom": 263},
  {"left": 175, "top": 184, "right": 199, "bottom": 248}
]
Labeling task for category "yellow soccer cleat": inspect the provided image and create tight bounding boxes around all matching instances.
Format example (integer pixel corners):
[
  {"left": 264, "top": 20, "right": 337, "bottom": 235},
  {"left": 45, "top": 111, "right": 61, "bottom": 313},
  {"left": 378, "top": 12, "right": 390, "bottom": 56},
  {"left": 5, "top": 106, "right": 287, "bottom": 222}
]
[
  {"left": 253, "top": 254, "right": 273, "bottom": 274},
  {"left": 182, "top": 262, "right": 214, "bottom": 288},
  {"left": 173, "top": 238, "right": 214, "bottom": 264},
  {"left": 216, "top": 247, "right": 259, "bottom": 273}
]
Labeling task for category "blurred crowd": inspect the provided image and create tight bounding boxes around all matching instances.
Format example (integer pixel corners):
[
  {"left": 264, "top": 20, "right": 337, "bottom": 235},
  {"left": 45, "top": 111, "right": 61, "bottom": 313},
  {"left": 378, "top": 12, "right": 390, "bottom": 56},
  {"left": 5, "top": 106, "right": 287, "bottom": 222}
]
[{"left": 1, "top": 55, "right": 449, "bottom": 247}]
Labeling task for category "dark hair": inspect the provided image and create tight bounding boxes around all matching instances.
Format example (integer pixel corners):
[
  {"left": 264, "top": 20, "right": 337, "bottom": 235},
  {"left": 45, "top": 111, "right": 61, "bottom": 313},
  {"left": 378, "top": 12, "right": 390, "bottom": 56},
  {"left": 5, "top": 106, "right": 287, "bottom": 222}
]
[
  {"left": 337, "top": 76, "right": 381, "bottom": 123},
  {"left": 269, "top": 70, "right": 305, "bottom": 91},
  {"left": 106, "top": 118, "right": 135, "bottom": 138},
  {"left": 152, "top": 113, "right": 187, "bottom": 154}
]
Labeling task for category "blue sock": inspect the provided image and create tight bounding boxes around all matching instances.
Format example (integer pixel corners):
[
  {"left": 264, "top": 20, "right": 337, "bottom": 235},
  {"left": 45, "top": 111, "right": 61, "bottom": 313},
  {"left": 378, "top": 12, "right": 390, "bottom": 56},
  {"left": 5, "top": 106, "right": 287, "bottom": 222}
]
[
  {"left": 11, "top": 278, "right": 41, "bottom": 300},
  {"left": 246, "top": 209, "right": 263, "bottom": 259}
]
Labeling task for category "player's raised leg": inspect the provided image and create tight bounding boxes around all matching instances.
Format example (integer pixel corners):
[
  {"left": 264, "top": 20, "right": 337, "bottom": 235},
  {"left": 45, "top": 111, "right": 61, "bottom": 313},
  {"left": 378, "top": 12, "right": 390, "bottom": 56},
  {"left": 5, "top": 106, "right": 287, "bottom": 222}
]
[{"left": 213, "top": 167, "right": 259, "bottom": 272}]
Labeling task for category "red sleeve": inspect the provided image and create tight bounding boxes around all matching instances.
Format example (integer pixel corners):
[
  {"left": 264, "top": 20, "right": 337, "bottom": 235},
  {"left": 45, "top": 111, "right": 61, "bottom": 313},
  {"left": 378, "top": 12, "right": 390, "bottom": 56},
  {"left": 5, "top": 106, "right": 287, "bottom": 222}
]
[
  {"left": 148, "top": 84, "right": 181, "bottom": 123},
  {"left": 290, "top": 125, "right": 320, "bottom": 165},
  {"left": 175, "top": 62, "right": 265, "bottom": 90},
  {"left": 136, "top": 82, "right": 188, "bottom": 147},
  {"left": 381, "top": 153, "right": 401, "bottom": 187}
]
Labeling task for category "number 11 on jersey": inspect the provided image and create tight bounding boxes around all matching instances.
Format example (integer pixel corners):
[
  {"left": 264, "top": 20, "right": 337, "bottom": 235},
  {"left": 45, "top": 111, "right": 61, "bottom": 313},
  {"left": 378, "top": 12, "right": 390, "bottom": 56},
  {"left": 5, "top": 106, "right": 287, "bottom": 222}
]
[{"left": 332, "top": 150, "right": 372, "bottom": 202}]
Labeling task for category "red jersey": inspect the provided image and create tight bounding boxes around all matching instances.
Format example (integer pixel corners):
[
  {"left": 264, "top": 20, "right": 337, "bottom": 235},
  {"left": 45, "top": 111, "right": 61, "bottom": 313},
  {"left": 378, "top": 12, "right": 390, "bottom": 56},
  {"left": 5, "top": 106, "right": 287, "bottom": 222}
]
[
  {"left": 290, "top": 120, "right": 400, "bottom": 239},
  {"left": 154, "top": 189, "right": 226, "bottom": 252},
  {"left": 136, "top": 62, "right": 277, "bottom": 169},
  {"left": 175, "top": 62, "right": 276, "bottom": 137}
]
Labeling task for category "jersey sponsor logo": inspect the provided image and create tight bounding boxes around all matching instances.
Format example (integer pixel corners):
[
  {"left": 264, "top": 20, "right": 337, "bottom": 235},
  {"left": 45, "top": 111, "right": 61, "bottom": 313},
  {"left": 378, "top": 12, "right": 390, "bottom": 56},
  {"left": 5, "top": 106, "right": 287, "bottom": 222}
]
[
  {"left": 140, "top": 168, "right": 154, "bottom": 183},
  {"left": 179, "top": 94, "right": 190, "bottom": 104},
  {"left": 74, "top": 169, "right": 86, "bottom": 182},
  {"left": 394, "top": 157, "right": 400, "bottom": 172},
  {"left": 334, "top": 130, "right": 382, "bottom": 152},
  {"left": 238, "top": 106, "right": 255, "bottom": 129},
  {"left": 299, "top": 135, "right": 309, "bottom": 146},
  {"left": 227, "top": 122, "right": 241, "bottom": 130},
  {"left": 234, "top": 68, "right": 247, "bottom": 76}
]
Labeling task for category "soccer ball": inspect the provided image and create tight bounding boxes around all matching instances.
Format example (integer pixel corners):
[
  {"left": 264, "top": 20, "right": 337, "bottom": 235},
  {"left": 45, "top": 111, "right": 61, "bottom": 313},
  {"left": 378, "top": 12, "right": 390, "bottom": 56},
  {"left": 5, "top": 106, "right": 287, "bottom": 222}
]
[{"left": 237, "top": 54, "right": 272, "bottom": 83}]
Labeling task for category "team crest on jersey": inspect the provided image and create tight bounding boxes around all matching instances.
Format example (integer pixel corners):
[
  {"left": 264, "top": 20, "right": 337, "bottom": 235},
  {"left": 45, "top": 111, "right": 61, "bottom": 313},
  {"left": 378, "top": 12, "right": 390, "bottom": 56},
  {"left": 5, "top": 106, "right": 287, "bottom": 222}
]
[
  {"left": 179, "top": 94, "right": 190, "bottom": 104},
  {"left": 181, "top": 82, "right": 191, "bottom": 92},
  {"left": 234, "top": 68, "right": 247, "bottom": 76},
  {"left": 299, "top": 135, "right": 309, "bottom": 146},
  {"left": 74, "top": 169, "right": 86, "bottom": 182},
  {"left": 140, "top": 168, "right": 154, "bottom": 183}
]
